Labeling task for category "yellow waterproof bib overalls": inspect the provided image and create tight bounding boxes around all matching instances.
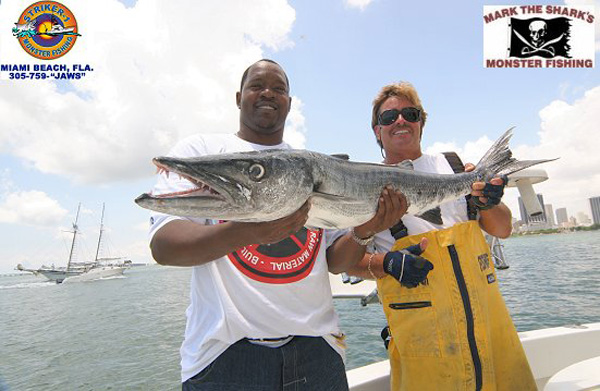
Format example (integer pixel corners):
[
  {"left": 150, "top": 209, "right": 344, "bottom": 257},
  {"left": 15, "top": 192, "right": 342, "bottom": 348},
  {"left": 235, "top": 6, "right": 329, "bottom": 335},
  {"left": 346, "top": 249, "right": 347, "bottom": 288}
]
[{"left": 377, "top": 221, "right": 536, "bottom": 390}]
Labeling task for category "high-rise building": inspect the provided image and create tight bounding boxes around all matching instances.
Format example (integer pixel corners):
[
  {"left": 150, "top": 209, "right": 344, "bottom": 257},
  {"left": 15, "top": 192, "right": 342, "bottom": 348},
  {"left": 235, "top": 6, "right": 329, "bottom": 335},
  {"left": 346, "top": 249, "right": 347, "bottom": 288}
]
[
  {"left": 518, "top": 194, "right": 547, "bottom": 225},
  {"left": 569, "top": 216, "right": 577, "bottom": 226},
  {"left": 577, "top": 212, "right": 591, "bottom": 225},
  {"left": 545, "top": 204, "right": 555, "bottom": 227},
  {"left": 590, "top": 196, "right": 600, "bottom": 225},
  {"left": 518, "top": 198, "right": 527, "bottom": 223},
  {"left": 556, "top": 207, "right": 568, "bottom": 225}
]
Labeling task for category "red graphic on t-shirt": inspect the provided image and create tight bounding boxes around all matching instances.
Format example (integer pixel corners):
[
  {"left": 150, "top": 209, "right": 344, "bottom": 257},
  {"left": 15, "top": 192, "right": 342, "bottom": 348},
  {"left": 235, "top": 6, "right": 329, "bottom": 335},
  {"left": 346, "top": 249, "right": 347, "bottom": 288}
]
[{"left": 227, "top": 227, "right": 323, "bottom": 284}]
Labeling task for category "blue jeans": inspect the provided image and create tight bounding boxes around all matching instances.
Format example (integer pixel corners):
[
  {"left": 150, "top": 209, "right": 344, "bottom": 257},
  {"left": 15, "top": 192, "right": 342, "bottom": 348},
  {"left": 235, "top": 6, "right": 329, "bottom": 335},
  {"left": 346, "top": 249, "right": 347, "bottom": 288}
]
[{"left": 182, "top": 336, "right": 348, "bottom": 391}]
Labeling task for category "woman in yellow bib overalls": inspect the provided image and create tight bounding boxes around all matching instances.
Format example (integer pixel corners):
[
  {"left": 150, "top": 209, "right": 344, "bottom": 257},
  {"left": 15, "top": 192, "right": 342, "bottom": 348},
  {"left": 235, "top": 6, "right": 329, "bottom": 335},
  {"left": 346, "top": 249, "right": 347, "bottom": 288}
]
[{"left": 346, "top": 82, "right": 536, "bottom": 391}]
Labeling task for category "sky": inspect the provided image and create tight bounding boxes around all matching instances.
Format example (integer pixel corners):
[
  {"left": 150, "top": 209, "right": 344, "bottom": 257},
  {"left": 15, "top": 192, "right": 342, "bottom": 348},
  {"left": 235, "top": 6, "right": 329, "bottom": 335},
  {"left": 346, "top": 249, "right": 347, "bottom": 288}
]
[{"left": 0, "top": 0, "right": 598, "bottom": 273}]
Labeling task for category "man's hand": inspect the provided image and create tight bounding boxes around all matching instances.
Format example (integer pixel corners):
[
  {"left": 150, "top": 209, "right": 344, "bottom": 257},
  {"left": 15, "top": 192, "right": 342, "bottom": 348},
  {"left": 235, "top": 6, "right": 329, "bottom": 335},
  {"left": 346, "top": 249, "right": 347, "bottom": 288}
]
[
  {"left": 383, "top": 238, "right": 433, "bottom": 288},
  {"left": 326, "top": 187, "right": 407, "bottom": 274},
  {"left": 237, "top": 200, "right": 311, "bottom": 245},
  {"left": 352, "top": 186, "right": 408, "bottom": 240},
  {"left": 465, "top": 163, "right": 508, "bottom": 211}
]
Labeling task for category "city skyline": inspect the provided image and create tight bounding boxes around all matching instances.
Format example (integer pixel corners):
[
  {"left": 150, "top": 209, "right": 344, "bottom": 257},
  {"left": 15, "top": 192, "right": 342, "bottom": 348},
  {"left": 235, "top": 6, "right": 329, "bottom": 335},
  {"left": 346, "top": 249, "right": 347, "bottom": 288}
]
[{"left": 516, "top": 193, "right": 598, "bottom": 228}]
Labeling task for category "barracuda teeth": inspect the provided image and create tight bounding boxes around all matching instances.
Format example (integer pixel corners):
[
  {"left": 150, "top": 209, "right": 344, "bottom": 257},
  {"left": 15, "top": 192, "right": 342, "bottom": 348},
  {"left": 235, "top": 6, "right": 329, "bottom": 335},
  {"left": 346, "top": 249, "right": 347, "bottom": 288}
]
[
  {"left": 155, "top": 166, "right": 171, "bottom": 178},
  {"left": 185, "top": 179, "right": 220, "bottom": 196}
]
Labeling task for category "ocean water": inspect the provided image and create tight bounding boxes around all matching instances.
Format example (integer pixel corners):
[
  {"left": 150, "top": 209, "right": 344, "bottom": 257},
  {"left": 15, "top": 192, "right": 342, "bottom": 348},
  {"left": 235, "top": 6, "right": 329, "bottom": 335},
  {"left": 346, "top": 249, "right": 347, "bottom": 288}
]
[{"left": 1, "top": 231, "right": 599, "bottom": 390}]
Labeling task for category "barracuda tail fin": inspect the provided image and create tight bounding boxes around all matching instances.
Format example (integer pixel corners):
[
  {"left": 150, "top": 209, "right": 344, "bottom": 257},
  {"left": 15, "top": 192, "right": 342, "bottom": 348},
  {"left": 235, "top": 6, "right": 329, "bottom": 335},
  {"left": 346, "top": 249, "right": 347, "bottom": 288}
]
[{"left": 475, "top": 127, "right": 558, "bottom": 180}]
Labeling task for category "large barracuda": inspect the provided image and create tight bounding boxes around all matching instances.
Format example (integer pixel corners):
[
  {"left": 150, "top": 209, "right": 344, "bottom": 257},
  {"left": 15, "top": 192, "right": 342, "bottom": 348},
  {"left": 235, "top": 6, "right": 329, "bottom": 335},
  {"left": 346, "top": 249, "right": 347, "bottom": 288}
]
[{"left": 135, "top": 128, "right": 556, "bottom": 229}]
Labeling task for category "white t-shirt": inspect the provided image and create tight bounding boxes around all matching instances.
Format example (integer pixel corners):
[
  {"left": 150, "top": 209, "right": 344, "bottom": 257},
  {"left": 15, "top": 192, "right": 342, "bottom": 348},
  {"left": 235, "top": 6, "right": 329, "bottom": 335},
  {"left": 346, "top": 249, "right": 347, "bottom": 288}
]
[
  {"left": 371, "top": 153, "right": 470, "bottom": 253},
  {"left": 148, "top": 133, "right": 346, "bottom": 382}
]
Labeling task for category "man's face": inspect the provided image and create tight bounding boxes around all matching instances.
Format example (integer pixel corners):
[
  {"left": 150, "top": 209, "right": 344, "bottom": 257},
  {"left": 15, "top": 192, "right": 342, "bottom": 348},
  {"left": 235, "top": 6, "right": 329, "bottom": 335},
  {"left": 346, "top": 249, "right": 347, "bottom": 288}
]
[
  {"left": 236, "top": 62, "right": 291, "bottom": 136},
  {"left": 375, "top": 96, "right": 422, "bottom": 159}
]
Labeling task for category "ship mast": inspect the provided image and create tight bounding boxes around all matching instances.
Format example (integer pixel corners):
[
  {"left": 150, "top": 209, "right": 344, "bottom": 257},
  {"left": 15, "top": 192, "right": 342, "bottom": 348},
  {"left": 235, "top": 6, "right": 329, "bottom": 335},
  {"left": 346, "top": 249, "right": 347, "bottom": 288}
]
[
  {"left": 94, "top": 203, "right": 105, "bottom": 263},
  {"left": 66, "top": 203, "right": 81, "bottom": 272}
]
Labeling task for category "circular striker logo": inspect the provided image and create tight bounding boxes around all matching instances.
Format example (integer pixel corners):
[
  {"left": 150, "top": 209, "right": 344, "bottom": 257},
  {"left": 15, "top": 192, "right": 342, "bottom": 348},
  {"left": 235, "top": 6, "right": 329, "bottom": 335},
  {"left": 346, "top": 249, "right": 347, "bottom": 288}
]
[
  {"left": 227, "top": 227, "right": 323, "bottom": 284},
  {"left": 12, "top": 1, "right": 81, "bottom": 60}
]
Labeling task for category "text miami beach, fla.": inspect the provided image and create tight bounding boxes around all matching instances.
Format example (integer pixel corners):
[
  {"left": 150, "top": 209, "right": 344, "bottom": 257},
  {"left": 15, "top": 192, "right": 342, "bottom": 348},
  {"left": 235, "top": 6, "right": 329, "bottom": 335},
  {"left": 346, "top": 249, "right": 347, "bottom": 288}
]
[{"left": 0, "top": 64, "right": 93, "bottom": 80}]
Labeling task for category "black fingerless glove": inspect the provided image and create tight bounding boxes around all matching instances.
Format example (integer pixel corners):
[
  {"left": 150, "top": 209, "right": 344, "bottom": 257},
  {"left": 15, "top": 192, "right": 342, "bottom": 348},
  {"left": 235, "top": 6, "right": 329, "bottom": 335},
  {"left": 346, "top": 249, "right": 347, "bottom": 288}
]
[
  {"left": 382, "top": 244, "right": 434, "bottom": 288},
  {"left": 473, "top": 175, "right": 508, "bottom": 211}
]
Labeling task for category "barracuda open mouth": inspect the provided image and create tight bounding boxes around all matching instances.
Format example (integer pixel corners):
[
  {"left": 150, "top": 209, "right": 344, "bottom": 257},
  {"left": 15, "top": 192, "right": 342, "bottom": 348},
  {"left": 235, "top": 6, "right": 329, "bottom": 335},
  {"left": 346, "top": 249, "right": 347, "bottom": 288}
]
[{"left": 152, "top": 162, "right": 225, "bottom": 200}]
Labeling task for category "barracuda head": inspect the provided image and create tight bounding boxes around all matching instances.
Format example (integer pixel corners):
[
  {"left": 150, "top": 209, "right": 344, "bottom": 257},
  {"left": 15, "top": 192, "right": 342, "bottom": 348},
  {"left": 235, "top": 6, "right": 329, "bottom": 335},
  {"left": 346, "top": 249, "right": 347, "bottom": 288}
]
[{"left": 135, "top": 149, "right": 316, "bottom": 222}]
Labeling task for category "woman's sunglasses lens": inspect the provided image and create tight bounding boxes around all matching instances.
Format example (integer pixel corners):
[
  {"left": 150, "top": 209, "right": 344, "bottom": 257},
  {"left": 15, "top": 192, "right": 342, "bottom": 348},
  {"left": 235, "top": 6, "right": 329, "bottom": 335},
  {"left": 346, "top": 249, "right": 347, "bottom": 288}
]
[
  {"left": 380, "top": 110, "right": 399, "bottom": 125},
  {"left": 403, "top": 108, "right": 420, "bottom": 122}
]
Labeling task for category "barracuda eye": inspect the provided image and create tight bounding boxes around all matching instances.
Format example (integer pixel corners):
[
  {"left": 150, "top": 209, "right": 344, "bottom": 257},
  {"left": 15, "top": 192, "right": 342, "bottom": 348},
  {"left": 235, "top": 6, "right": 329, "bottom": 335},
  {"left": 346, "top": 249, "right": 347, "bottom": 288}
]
[{"left": 248, "top": 163, "right": 266, "bottom": 181}]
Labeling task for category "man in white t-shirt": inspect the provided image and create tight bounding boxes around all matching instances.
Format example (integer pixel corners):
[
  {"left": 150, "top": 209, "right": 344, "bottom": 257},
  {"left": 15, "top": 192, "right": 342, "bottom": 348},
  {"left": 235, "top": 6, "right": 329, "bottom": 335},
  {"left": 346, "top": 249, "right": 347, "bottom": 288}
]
[
  {"left": 148, "top": 60, "right": 406, "bottom": 390},
  {"left": 346, "top": 82, "right": 536, "bottom": 390}
]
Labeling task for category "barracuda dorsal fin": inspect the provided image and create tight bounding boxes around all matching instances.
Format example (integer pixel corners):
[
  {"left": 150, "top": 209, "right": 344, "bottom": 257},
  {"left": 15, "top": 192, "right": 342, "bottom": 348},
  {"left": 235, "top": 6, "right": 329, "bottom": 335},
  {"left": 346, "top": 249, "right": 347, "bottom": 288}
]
[
  {"left": 395, "top": 160, "right": 414, "bottom": 170},
  {"left": 416, "top": 206, "right": 443, "bottom": 225},
  {"left": 330, "top": 153, "right": 350, "bottom": 160}
]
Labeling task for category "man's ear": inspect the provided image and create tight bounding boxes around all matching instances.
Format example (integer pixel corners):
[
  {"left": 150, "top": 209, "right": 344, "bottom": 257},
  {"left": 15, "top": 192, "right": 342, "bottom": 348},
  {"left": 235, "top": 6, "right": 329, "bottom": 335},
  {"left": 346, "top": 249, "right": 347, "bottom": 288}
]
[
  {"left": 374, "top": 125, "right": 381, "bottom": 141},
  {"left": 287, "top": 96, "right": 292, "bottom": 113},
  {"left": 236, "top": 91, "right": 241, "bottom": 108}
]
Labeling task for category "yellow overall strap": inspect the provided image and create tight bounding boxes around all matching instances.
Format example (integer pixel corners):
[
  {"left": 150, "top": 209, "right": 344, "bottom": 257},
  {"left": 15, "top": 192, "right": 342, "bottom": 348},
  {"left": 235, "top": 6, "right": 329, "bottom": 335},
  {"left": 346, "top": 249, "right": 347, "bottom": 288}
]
[{"left": 377, "top": 221, "right": 536, "bottom": 391}]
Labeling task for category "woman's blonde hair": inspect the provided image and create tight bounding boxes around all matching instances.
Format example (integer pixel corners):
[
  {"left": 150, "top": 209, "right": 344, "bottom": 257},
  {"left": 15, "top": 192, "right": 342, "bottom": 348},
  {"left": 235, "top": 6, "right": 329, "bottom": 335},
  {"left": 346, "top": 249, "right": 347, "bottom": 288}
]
[{"left": 371, "top": 82, "right": 428, "bottom": 147}]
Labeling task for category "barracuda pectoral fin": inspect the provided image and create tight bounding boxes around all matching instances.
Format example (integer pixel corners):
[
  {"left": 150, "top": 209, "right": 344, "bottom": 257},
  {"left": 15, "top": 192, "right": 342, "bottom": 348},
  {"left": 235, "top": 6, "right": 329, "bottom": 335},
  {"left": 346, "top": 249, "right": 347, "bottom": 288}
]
[
  {"left": 307, "top": 192, "right": 373, "bottom": 230},
  {"left": 305, "top": 218, "right": 338, "bottom": 230},
  {"left": 416, "top": 207, "right": 443, "bottom": 225},
  {"left": 311, "top": 190, "right": 344, "bottom": 199},
  {"left": 395, "top": 160, "right": 415, "bottom": 170}
]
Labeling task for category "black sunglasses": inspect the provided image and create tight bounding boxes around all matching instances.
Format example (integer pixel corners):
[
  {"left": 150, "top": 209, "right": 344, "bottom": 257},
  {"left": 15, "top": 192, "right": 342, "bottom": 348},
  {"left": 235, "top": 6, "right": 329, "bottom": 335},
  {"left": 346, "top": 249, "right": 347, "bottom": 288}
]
[{"left": 378, "top": 107, "right": 421, "bottom": 125}]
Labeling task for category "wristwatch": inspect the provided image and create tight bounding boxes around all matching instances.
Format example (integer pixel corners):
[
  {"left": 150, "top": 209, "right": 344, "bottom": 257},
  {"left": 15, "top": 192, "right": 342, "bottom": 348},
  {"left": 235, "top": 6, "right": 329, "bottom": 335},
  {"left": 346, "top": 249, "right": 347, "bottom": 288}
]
[{"left": 351, "top": 228, "right": 374, "bottom": 246}]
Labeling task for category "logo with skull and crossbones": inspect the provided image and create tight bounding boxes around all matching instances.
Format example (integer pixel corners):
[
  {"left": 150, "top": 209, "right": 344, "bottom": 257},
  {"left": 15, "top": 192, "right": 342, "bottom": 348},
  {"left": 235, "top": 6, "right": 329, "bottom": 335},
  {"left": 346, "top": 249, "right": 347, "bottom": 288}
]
[{"left": 513, "top": 19, "right": 565, "bottom": 57}]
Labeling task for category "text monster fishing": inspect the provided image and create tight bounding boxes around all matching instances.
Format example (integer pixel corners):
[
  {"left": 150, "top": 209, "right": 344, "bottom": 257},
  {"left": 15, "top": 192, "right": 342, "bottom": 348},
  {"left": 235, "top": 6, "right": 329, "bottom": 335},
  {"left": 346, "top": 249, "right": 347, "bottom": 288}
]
[{"left": 20, "top": 37, "right": 72, "bottom": 58}]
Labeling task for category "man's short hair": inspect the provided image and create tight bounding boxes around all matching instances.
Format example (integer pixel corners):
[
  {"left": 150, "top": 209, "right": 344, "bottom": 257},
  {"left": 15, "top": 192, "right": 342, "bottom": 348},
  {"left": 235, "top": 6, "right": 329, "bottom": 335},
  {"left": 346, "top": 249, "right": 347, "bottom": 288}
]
[
  {"left": 371, "top": 82, "right": 428, "bottom": 137},
  {"left": 239, "top": 59, "right": 290, "bottom": 92}
]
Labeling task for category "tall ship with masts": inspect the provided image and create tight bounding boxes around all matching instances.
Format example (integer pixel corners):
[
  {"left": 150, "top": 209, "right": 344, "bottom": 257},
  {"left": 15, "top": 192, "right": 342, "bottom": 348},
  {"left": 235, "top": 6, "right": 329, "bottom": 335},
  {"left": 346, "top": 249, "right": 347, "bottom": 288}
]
[{"left": 16, "top": 203, "right": 129, "bottom": 283}]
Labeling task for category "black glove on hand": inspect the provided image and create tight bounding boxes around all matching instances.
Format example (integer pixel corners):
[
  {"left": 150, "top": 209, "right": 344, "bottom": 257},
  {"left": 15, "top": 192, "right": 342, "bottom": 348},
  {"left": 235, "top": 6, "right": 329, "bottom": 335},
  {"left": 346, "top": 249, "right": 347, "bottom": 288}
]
[
  {"left": 383, "top": 244, "right": 434, "bottom": 288},
  {"left": 473, "top": 175, "right": 508, "bottom": 211}
]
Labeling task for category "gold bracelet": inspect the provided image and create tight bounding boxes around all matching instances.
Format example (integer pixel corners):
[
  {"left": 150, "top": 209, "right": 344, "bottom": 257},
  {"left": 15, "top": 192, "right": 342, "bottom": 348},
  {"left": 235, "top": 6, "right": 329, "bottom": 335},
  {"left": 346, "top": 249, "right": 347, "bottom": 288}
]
[{"left": 367, "top": 253, "right": 378, "bottom": 280}]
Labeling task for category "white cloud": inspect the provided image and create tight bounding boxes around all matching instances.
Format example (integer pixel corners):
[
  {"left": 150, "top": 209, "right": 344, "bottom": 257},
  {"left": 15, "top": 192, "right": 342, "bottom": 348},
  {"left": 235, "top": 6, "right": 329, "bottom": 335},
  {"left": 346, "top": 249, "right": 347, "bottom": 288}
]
[
  {"left": 283, "top": 96, "right": 307, "bottom": 148},
  {"left": 0, "top": 0, "right": 298, "bottom": 184},
  {"left": 511, "top": 85, "right": 600, "bottom": 218},
  {"left": 123, "top": 239, "right": 153, "bottom": 263},
  {"left": 0, "top": 190, "right": 68, "bottom": 226},
  {"left": 345, "top": 0, "right": 374, "bottom": 11},
  {"left": 426, "top": 136, "right": 495, "bottom": 166},
  {"left": 428, "top": 85, "right": 600, "bottom": 219},
  {"left": 0, "top": 169, "right": 16, "bottom": 195}
]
